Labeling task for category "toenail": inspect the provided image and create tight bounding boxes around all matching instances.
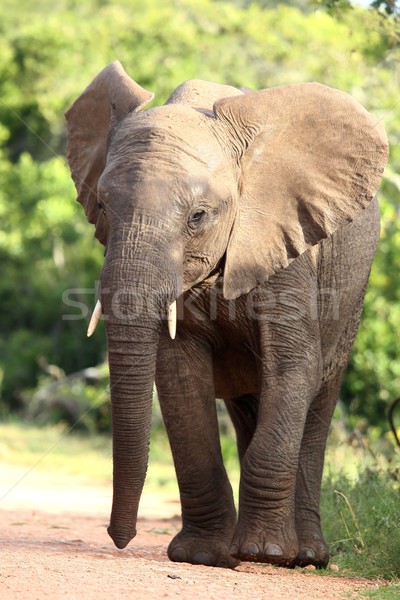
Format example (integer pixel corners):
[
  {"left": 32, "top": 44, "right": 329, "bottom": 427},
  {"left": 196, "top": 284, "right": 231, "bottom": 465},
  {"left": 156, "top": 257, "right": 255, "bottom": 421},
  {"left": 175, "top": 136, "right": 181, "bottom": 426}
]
[
  {"left": 265, "top": 543, "right": 284, "bottom": 557},
  {"left": 170, "top": 546, "right": 187, "bottom": 562},
  {"left": 193, "top": 551, "right": 211, "bottom": 565},
  {"left": 242, "top": 542, "right": 260, "bottom": 557},
  {"left": 217, "top": 558, "right": 229, "bottom": 568}
]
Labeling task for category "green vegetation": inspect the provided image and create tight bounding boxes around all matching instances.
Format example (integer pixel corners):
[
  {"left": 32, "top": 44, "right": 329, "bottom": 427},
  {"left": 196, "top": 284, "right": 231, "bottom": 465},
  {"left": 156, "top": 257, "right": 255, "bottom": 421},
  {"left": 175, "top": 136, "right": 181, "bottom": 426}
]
[
  {"left": 363, "top": 586, "right": 400, "bottom": 599},
  {"left": 318, "top": 413, "right": 400, "bottom": 582},
  {"left": 0, "top": 0, "right": 399, "bottom": 432},
  {"left": 322, "top": 451, "right": 400, "bottom": 580}
]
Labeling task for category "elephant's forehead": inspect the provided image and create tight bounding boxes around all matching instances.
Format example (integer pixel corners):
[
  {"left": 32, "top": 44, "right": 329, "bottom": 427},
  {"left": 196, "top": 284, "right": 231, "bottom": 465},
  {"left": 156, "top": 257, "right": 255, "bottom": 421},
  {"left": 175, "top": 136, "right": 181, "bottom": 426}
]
[
  {"left": 111, "top": 105, "right": 218, "bottom": 155},
  {"left": 107, "top": 105, "right": 225, "bottom": 177},
  {"left": 125, "top": 104, "right": 213, "bottom": 130}
]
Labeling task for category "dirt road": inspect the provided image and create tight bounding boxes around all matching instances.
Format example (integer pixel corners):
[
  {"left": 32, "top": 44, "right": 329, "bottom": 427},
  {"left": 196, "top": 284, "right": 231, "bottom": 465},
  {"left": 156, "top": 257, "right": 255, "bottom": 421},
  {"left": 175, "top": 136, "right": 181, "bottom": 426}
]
[{"left": 0, "top": 465, "right": 382, "bottom": 600}]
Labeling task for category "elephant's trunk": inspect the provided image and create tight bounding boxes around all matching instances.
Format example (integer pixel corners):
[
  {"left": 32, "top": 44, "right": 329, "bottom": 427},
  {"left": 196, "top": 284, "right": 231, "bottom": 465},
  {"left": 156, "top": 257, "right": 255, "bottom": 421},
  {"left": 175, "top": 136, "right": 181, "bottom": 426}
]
[
  {"left": 101, "top": 219, "right": 177, "bottom": 549},
  {"left": 106, "top": 325, "right": 158, "bottom": 548}
]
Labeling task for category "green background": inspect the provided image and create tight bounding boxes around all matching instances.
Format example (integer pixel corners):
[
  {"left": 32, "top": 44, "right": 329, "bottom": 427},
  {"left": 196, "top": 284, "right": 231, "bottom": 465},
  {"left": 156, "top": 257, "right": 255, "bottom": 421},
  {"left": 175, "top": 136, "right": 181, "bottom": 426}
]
[{"left": 0, "top": 0, "right": 399, "bottom": 434}]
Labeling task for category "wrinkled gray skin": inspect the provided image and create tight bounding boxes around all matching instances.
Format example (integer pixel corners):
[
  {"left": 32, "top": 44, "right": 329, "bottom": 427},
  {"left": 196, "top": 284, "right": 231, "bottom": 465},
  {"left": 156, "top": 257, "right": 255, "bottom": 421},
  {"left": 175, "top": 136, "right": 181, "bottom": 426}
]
[{"left": 66, "top": 62, "right": 388, "bottom": 569}]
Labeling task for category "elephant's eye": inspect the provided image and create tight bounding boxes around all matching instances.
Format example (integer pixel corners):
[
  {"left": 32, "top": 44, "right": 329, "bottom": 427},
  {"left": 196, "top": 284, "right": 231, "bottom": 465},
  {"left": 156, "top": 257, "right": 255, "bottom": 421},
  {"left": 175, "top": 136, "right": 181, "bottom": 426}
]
[
  {"left": 188, "top": 209, "right": 206, "bottom": 228},
  {"left": 97, "top": 200, "right": 106, "bottom": 213}
]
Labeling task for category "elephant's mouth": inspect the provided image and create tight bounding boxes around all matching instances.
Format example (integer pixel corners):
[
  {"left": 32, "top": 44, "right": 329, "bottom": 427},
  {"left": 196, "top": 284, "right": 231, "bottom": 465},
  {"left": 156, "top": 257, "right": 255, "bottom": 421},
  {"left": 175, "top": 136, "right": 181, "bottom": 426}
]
[{"left": 182, "top": 253, "right": 224, "bottom": 291}]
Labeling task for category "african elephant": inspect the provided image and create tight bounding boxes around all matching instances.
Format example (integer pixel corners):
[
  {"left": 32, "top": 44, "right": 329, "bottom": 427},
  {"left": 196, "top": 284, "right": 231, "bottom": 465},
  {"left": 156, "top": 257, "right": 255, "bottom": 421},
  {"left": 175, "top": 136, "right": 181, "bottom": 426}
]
[{"left": 65, "top": 61, "right": 388, "bottom": 569}]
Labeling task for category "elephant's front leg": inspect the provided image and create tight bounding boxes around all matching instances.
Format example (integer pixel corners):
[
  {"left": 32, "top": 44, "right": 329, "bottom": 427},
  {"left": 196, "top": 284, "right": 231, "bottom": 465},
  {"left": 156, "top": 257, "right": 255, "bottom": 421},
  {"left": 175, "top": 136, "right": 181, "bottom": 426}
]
[
  {"left": 231, "top": 293, "right": 322, "bottom": 566},
  {"left": 156, "top": 330, "right": 238, "bottom": 568}
]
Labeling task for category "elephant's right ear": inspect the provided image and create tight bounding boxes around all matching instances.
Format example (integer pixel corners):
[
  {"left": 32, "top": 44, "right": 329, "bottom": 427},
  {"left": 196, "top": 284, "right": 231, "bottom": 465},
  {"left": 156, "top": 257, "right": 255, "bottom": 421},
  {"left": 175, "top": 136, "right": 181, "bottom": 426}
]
[{"left": 65, "top": 61, "right": 154, "bottom": 244}]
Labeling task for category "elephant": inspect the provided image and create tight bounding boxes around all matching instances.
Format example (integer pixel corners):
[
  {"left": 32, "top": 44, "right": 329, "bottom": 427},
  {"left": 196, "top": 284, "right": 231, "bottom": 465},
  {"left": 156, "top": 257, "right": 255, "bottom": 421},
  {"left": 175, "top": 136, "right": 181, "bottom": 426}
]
[{"left": 65, "top": 61, "right": 388, "bottom": 569}]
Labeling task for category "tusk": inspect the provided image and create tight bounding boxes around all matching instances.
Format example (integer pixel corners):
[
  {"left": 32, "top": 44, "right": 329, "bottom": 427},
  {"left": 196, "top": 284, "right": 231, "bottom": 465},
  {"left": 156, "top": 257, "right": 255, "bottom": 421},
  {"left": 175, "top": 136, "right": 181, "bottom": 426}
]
[
  {"left": 87, "top": 300, "right": 102, "bottom": 337},
  {"left": 167, "top": 301, "right": 177, "bottom": 340}
]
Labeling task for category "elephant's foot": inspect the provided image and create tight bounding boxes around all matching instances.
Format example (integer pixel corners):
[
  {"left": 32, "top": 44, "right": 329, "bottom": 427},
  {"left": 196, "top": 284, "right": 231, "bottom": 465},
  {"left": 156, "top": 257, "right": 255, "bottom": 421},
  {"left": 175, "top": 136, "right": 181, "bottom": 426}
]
[
  {"left": 295, "top": 531, "right": 329, "bottom": 568},
  {"left": 168, "top": 528, "right": 239, "bottom": 569},
  {"left": 230, "top": 525, "right": 298, "bottom": 567}
]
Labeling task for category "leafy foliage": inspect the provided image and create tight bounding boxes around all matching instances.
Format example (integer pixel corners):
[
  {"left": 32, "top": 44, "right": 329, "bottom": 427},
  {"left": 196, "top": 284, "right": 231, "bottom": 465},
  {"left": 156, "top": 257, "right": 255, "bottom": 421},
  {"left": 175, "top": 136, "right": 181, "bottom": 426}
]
[{"left": 0, "top": 0, "right": 399, "bottom": 433}]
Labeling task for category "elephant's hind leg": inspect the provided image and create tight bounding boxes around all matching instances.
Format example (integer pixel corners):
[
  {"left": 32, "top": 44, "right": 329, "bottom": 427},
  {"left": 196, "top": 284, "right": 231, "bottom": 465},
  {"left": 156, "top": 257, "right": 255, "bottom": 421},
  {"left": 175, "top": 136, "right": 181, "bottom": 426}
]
[
  {"left": 294, "top": 373, "right": 343, "bottom": 568},
  {"left": 295, "top": 284, "right": 370, "bottom": 568},
  {"left": 225, "top": 394, "right": 259, "bottom": 465}
]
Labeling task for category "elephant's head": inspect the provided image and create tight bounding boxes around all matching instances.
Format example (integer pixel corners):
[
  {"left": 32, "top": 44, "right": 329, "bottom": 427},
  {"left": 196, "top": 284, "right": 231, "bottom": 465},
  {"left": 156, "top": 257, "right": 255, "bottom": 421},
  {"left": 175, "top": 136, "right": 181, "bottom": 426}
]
[{"left": 65, "top": 61, "right": 388, "bottom": 549}]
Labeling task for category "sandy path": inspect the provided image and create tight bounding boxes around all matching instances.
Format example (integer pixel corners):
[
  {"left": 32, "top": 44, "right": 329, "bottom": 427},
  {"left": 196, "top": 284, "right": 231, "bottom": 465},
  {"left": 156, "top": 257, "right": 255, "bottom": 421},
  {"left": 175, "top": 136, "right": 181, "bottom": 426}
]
[{"left": 0, "top": 465, "right": 381, "bottom": 600}]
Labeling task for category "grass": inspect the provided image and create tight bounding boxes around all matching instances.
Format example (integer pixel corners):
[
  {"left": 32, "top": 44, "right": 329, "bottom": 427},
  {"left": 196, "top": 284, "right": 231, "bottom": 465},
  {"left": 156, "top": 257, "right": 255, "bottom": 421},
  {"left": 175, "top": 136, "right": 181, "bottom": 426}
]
[
  {"left": 362, "top": 586, "right": 400, "bottom": 599},
  {"left": 322, "top": 469, "right": 400, "bottom": 579},
  {"left": 0, "top": 420, "right": 112, "bottom": 481},
  {"left": 321, "top": 468, "right": 400, "bottom": 581},
  {"left": 320, "top": 421, "right": 400, "bottom": 582},
  {"left": 0, "top": 417, "right": 399, "bottom": 585},
  {"left": 0, "top": 419, "right": 177, "bottom": 491}
]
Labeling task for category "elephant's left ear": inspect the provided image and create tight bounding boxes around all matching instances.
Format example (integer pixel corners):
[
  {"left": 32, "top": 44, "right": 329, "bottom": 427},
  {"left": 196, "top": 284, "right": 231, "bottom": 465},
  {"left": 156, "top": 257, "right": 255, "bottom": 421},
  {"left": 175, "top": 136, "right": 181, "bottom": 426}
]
[
  {"left": 65, "top": 61, "right": 154, "bottom": 245},
  {"left": 214, "top": 83, "right": 389, "bottom": 300}
]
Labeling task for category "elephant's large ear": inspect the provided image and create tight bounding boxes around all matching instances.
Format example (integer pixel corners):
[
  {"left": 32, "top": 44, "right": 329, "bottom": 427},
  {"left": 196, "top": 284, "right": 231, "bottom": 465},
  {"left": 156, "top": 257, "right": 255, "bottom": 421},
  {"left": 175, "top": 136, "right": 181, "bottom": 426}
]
[
  {"left": 214, "top": 83, "right": 388, "bottom": 300},
  {"left": 65, "top": 61, "right": 154, "bottom": 244}
]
